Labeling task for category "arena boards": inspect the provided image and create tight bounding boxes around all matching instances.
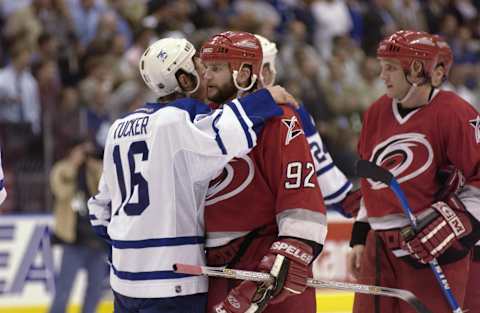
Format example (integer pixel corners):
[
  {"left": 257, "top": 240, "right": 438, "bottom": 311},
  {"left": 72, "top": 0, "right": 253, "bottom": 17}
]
[{"left": 0, "top": 292, "right": 355, "bottom": 313}]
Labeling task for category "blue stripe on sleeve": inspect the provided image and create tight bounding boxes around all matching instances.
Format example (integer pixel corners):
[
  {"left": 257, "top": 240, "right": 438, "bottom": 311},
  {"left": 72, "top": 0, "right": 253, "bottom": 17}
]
[
  {"left": 89, "top": 214, "right": 97, "bottom": 220},
  {"left": 234, "top": 89, "right": 282, "bottom": 134},
  {"left": 112, "top": 236, "right": 205, "bottom": 249},
  {"left": 316, "top": 155, "right": 326, "bottom": 165},
  {"left": 0, "top": 179, "right": 3, "bottom": 191},
  {"left": 296, "top": 105, "right": 317, "bottom": 137},
  {"left": 228, "top": 102, "right": 253, "bottom": 148},
  {"left": 323, "top": 181, "right": 352, "bottom": 201},
  {"left": 212, "top": 112, "right": 227, "bottom": 154},
  {"left": 316, "top": 163, "right": 335, "bottom": 176},
  {"left": 126, "top": 99, "right": 211, "bottom": 121},
  {"left": 112, "top": 265, "right": 192, "bottom": 281}
]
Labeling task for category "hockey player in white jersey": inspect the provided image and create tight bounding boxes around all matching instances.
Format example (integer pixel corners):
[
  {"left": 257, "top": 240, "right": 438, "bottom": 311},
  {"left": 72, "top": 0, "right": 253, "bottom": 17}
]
[
  {"left": 88, "top": 38, "right": 297, "bottom": 313},
  {"left": 255, "top": 34, "right": 358, "bottom": 215}
]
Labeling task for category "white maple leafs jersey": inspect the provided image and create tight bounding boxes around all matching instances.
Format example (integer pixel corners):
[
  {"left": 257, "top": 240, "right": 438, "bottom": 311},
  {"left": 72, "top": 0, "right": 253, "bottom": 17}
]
[
  {"left": 0, "top": 149, "right": 5, "bottom": 205},
  {"left": 88, "top": 90, "right": 281, "bottom": 298},
  {"left": 296, "top": 106, "right": 352, "bottom": 206}
]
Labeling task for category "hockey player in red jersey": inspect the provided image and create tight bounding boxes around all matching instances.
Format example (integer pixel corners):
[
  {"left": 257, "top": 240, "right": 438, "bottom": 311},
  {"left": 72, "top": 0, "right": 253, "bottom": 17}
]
[
  {"left": 431, "top": 35, "right": 480, "bottom": 313},
  {"left": 199, "top": 31, "right": 327, "bottom": 313},
  {"left": 348, "top": 30, "right": 480, "bottom": 313}
]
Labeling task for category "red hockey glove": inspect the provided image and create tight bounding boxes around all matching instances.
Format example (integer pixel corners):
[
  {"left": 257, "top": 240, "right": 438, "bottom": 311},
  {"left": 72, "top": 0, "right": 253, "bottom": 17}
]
[
  {"left": 213, "top": 238, "right": 313, "bottom": 313},
  {"left": 257, "top": 238, "right": 313, "bottom": 304},
  {"left": 212, "top": 281, "right": 271, "bottom": 313},
  {"left": 400, "top": 201, "right": 473, "bottom": 264}
]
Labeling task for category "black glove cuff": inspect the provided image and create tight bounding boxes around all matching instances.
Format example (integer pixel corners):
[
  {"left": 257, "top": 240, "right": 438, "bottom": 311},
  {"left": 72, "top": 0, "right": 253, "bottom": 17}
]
[{"left": 349, "top": 221, "right": 371, "bottom": 247}]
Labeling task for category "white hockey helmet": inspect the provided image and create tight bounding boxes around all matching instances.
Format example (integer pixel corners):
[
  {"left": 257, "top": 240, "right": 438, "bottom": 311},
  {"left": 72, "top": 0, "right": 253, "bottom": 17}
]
[
  {"left": 139, "top": 38, "right": 199, "bottom": 97},
  {"left": 254, "top": 34, "right": 278, "bottom": 86}
]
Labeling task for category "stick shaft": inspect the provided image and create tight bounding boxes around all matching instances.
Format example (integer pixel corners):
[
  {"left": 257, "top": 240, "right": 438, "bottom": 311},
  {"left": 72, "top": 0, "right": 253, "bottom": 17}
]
[{"left": 173, "top": 263, "right": 432, "bottom": 313}]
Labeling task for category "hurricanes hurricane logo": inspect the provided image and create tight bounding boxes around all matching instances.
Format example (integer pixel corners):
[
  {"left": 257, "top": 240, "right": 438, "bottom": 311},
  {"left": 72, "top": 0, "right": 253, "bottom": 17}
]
[
  {"left": 281, "top": 116, "right": 304, "bottom": 145},
  {"left": 368, "top": 133, "right": 433, "bottom": 190},
  {"left": 469, "top": 115, "right": 480, "bottom": 144},
  {"left": 206, "top": 155, "right": 255, "bottom": 205}
]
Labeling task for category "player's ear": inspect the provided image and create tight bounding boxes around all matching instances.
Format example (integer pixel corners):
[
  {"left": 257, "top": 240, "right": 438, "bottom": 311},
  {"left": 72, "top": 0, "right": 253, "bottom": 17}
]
[
  {"left": 177, "top": 72, "right": 194, "bottom": 92},
  {"left": 431, "top": 66, "right": 445, "bottom": 88},
  {"left": 237, "top": 64, "right": 252, "bottom": 86},
  {"left": 410, "top": 60, "right": 424, "bottom": 79}
]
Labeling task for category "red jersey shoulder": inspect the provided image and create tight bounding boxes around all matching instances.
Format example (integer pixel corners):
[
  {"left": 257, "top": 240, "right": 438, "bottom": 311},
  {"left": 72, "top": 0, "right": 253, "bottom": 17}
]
[
  {"left": 432, "top": 91, "right": 480, "bottom": 126},
  {"left": 433, "top": 90, "right": 480, "bottom": 144},
  {"left": 432, "top": 90, "right": 477, "bottom": 115},
  {"left": 263, "top": 104, "right": 306, "bottom": 146}
]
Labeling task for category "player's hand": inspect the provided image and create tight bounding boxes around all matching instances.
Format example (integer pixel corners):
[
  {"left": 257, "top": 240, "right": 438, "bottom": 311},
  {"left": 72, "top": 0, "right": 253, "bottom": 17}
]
[
  {"left": 212, "top": 238, "right": 313, "bottom": 313},
  {"left": 400, "top": 201, "right": 473, "bottom": 264},
  {"left": 347, "top": 245, "right": 364, "bottom": 280},
  {"left": 212, "top": 280, "right": 271, "bottom": 313},
  {"left": 265, "top": 86, "right": 299, "bottom": 108},
  {"left": 257, "top": 238, "right": 313, "bottom": 304}
]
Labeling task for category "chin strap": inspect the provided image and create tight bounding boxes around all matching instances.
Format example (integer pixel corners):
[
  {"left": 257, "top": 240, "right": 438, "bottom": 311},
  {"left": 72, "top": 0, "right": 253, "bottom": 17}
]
[
  {"left": 185, "top": 71, "right": 200, "bottom": 95},
  {"left": 233, "top": 70, "right": 257, "bottom": 91},
  {"left": 395, "top": 72, "right": 430, "bottom": 104}
]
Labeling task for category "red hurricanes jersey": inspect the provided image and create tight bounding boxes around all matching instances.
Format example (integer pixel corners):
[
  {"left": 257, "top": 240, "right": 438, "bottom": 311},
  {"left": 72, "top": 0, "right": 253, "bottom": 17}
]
[
  {"left": 358, "top": 90, "right": 480, "bottom": 229},
  {"left": 204, "top": 105, "right": 327, "bottom": 248}
]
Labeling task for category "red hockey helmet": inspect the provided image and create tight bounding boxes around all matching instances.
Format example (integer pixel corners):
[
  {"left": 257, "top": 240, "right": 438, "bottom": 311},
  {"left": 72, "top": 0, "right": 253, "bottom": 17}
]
[
  {"left": 200, "top": 31, "right": 263, "bottom": 90},
  {"left": 432, "top": 34, "right": 453, "bottom": 78},
  {"left": 377, "top": 30, "right": 440, "bottom": 78}
]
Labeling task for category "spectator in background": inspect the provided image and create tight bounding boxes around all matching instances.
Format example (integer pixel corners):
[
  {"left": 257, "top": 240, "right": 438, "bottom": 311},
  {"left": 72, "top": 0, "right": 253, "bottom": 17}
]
[
  {"left": 85, "top": 82, "right": 111, "bottom": 148},
  {"left": 67, "top": 0, "right": 107, "bottom": 47},
  {"left": 32, "top": 32, "right": 59, "bottom": 66},
  {"left": 355, "top": 56, "right": 384, "bottom": 111},
  {"left": 361, "top": 0, "right": 397, "bottom": 56},
  {"left": 391, "top": 0, "right": 427, "bottom": 31},
  {"left": 312, "top": 0, "right": 353, "bottom": 59},
  {"left": 48, "top": 138, "right": 107, "bottom": 313},
  {"left": 0, "top": 43, "right": 41, "bottom": 134},
  {"left": 53, "top": 87, "right": 87, "bottom": 160},
  {"left": 443, "top": 65, "right": 479, "bottom": 110},
  {"left": 3, "top": 0, "right": 53, "bottom": 52},
  {"left": 123, "top": 27, "right": 155, "bottom": 77}
]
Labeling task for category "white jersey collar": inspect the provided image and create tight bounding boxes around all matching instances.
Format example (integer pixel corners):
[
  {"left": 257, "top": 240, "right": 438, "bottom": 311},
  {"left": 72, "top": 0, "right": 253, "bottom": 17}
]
[{"left": 392, "top": 88, "right": 441, "bottom": 125}]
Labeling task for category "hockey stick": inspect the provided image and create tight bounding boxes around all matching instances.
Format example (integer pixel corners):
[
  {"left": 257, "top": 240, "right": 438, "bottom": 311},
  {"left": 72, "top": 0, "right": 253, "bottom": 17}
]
[
  {"left": 173, "top": 263, "right": 432, "bottom": 313},
  {"left": 356, "top": 160, "right": 464, "bottom": 313}
]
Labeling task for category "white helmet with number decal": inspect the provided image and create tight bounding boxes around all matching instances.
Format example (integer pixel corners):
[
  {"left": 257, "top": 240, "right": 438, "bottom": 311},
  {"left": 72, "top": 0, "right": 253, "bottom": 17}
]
[{"left": 139, "top": 38, "right": 199, "bottom": 97}]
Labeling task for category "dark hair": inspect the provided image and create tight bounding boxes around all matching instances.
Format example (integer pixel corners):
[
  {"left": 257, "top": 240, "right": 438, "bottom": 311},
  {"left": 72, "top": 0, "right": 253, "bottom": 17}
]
[{"left": 38, "top": 33, "right": 53, "bottom": 46}]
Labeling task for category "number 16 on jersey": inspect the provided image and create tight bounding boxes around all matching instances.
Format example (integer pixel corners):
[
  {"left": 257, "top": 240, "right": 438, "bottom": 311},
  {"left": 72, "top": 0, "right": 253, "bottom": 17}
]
[{"left": 112, "top": 140, "right": 150, "bottom": 216}]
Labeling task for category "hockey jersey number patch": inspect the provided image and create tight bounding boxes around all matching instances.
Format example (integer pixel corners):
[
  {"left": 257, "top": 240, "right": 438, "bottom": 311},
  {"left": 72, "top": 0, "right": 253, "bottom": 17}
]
[{"left": 285, "top": 162, "right": 316, "bottom": 189}]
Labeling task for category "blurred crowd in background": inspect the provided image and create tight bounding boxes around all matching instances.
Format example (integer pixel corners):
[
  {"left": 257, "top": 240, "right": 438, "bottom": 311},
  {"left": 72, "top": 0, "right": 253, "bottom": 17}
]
[{"left": 0, "top": 0, "right": 480, "bottom": 213}]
